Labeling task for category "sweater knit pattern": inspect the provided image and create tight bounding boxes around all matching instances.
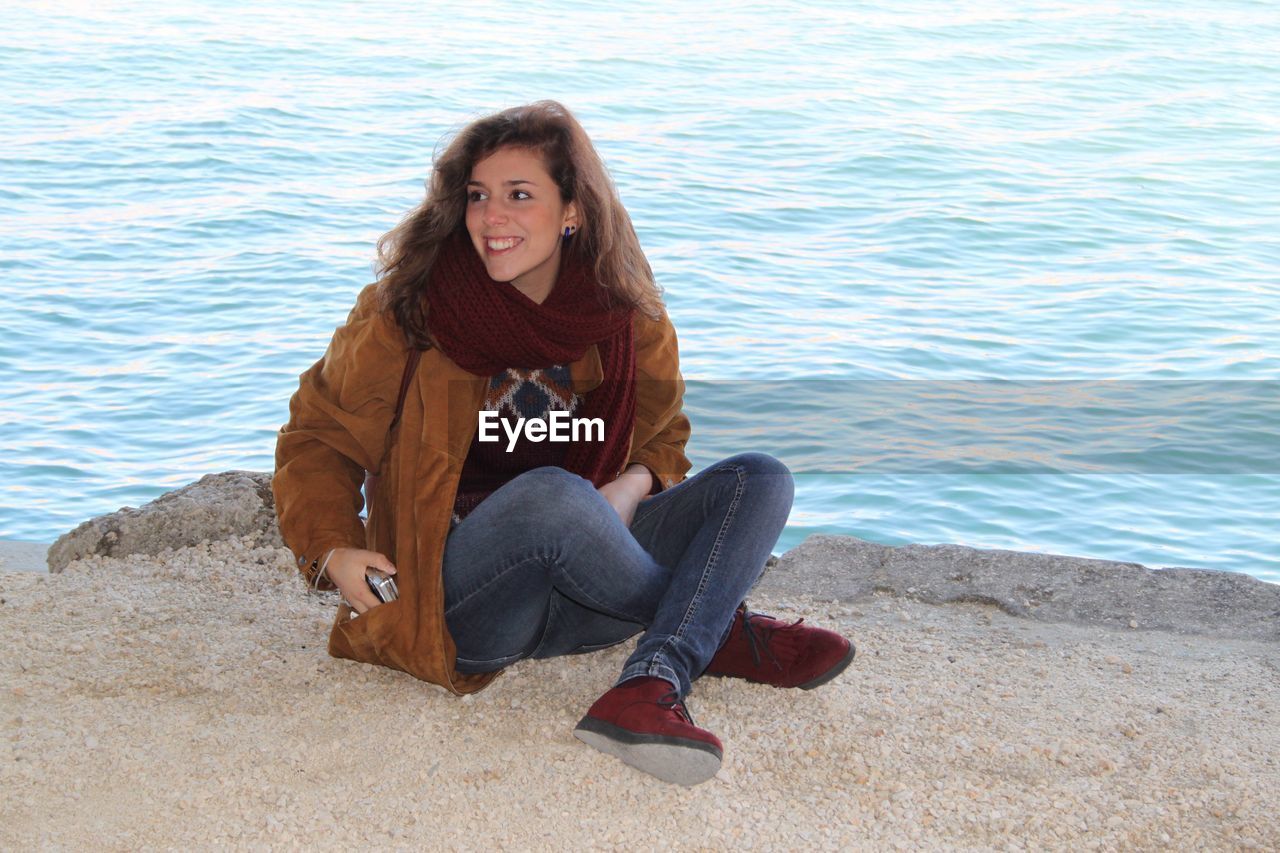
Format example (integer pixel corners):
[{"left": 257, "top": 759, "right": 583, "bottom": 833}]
[{"left": 451, "top": 365, "right": 582, "bottom": 524}]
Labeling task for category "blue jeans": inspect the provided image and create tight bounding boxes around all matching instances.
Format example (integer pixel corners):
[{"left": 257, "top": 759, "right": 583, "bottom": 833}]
[{"left": 442, "top": 453, "right": 795, "bottom": 698}]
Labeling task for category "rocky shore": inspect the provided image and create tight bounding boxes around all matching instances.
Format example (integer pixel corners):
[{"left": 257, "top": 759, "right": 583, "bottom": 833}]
[{"left": 2, "top": 473, "right": 1277, "bottom": 849}]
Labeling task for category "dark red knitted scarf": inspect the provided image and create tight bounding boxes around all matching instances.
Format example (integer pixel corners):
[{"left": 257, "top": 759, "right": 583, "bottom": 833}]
[{"left": 425, "top": 231, "right": 636, "bottom": 488}]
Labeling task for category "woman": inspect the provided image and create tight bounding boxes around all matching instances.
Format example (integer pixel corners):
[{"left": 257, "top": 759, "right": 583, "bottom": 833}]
[{"left": 273, "top": 101, "right": 854, "bottom": 786}]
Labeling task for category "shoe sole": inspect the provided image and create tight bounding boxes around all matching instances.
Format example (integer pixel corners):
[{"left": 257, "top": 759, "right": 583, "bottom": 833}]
[
  {"left": 573, "top": 717, "right": 722, "bottom": 786},
  {"left": 798, "top": 640, "right": 857, "bottom": 690}
]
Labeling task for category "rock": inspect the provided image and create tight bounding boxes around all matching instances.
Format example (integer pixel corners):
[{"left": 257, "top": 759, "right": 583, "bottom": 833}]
[
  {"left": 42, "top": 473, "right": 1280, "bottom": 645},
  {"left": 47, "top": 471, "right": 283, "bottom": 572},
  {"left": 757, "top": 534, "right": 1280, "bottom": 642}
]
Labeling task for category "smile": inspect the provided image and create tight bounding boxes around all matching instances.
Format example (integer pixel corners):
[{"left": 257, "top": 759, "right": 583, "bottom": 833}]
[{"left": 485, "top": 237, "right": 522, "bottom": 253}]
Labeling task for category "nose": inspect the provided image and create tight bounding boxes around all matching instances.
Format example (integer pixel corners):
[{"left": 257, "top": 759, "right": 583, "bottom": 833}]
[{"left": 483, "top": 198, "right": 508, "bottom": 226}]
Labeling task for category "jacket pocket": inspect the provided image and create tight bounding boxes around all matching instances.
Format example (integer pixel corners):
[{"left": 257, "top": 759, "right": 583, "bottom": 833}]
[{"left": 328, "top": 598, "right": 404, "bottom": 667}]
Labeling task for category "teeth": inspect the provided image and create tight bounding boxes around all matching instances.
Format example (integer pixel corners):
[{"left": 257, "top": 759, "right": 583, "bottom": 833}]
[{"left": 487, "top": 238, "right": 519, "bottom": 250}]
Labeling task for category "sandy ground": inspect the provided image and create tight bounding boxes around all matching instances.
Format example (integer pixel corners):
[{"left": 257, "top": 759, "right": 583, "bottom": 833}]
[{"left": 1, "top": 534, "right": 1277, "bottom": 851}]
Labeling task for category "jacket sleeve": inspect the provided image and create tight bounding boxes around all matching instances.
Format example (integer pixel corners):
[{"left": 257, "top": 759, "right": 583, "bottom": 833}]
[
  {"left": 627, "top": 308, "right": 692, "bottom": 492},
  {"left": 272, "top": 283, "right": 408, "bottom": 585}
]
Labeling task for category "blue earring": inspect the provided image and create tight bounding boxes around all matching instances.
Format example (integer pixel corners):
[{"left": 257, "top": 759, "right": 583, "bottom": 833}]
[{"left": 563, "top": 226, "right": 574, "bottom": 240}]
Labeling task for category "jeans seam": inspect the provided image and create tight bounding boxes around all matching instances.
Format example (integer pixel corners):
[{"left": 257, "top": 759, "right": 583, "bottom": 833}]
[
  {"left": 552, "top": 569, "right": 652, "bottom": 625},
  {"left": 528, "top": 590, "right": 568, "bottom": 659},
  {"left": 444, "top": 552, "right": 551, "bottom": 617},
  {"left": 630, "top": 495, "right": 663, "bottom": 529},
  {"left": 619, "top": 660, "right": 680, "bottom": 692},
  {"left": 456, "top": 651, "right": 524, "bottom": 670},
  {"left": 648, "top": 462, "right": 746, "bottom": 678},
  {"left": 450, "top": 549, "right": 650, "bottom": 626}
]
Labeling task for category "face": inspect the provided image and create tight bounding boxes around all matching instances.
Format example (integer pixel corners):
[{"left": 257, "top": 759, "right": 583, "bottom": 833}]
[{"left": 465, "top": 146, "right": 579, "bottom": 303}]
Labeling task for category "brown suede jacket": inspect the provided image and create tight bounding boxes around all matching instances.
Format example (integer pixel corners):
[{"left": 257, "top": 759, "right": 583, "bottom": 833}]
[{"left": 273, "top": 283, "right": 691, "bottom": 694}]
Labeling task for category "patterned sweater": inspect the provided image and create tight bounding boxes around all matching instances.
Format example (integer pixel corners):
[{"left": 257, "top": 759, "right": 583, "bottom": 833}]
[{"left": 452, "top": 364, "right": 582, "bottom": 523}]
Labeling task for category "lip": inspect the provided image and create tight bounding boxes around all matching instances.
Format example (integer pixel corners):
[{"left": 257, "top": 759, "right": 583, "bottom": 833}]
[{"left": 483, "top": 236, "right": 523, "bottom": 256}]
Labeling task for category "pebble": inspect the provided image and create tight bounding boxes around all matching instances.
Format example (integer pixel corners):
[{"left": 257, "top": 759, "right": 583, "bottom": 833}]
[{"left": 3, "top": 540, "right": 1276, "bottom": 850}]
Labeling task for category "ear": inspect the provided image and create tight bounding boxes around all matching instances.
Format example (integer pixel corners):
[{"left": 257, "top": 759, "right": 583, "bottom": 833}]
[{"left": 563, "top": 201, "right": 580, "bottom": 232}]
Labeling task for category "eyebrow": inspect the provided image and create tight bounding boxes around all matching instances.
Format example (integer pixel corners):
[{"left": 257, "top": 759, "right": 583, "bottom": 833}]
[{"left": 466, "top": 178, "right": 536, "bottom": 189}]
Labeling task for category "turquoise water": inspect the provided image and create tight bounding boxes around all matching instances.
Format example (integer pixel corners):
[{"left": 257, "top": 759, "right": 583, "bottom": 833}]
[{"left": 2, "top": 1, "right": 1277, "bottom": 581}]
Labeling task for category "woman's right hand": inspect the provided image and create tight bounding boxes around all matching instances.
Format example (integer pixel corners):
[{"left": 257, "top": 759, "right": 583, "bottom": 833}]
[{"left": 325, "top": 548, "right": 397, "bottom": 615}]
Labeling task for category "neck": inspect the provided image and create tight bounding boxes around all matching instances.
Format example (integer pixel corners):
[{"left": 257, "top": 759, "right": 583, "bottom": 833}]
[
  {"left": 509, "top": 243, "right": 564, "bottom": 304},
  {"left": 513, "top": 276, "right": 555, "bottom": 305}
]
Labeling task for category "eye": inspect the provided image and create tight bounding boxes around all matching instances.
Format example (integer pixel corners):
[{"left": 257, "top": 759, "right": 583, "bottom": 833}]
[
  {"left": 511, "top": 189, "right": 532, "bottom": 201},
  {"left": 467, "top": 189, "right": 487, "bottom": 203}
]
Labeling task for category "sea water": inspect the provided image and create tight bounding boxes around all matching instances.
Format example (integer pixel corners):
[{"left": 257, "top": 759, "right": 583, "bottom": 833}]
[{"left": 1, "top": 0, "right": 1277, "bottom": 581}]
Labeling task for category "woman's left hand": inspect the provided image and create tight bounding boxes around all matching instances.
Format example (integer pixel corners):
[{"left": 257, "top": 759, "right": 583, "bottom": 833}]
[{"left": 597, "top": 464, "right": 654, "bottom": 527}]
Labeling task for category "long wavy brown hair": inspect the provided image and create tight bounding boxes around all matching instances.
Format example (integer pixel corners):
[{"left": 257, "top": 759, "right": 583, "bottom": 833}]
[{"left": 376, "top": 101, "right": 663, "bottom": 347}]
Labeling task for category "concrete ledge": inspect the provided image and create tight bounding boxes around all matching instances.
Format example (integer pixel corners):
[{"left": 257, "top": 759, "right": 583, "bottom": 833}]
[
  {"left": 757, "top": 534, "right": 1280, "bottom": 642},
  {"left": 41, "top": 471, "right": 1280, "bottom": 643},
  {"left": 46, "top": 471, "right": 283, "bottom": 572}
]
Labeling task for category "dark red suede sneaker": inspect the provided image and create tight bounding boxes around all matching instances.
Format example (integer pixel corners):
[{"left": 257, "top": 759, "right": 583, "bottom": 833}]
[
  {"left": 703, "top": 606, "right": 855, "bottom": 690},
  {"left": 573, "top": 677, "right": 723, "bottom": 786}
]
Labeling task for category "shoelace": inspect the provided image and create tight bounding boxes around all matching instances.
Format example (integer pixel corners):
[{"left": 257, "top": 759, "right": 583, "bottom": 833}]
[
  {"left": 740, "top": 610, "right": 807, "bottom": 671},
  {"left": 657, "top": 690, "right": 698, "bottom": 727}
]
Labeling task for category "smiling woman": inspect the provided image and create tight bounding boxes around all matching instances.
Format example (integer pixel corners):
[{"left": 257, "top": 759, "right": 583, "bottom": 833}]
[
  {"left": 376, "top": 101, "right": 664, "bottom": 341},
  {"left": 271, "top": 100, "right": 853, "bottom": 786},
  {"left": 464, "top": 147, "right": 579, "bottom": 304}
]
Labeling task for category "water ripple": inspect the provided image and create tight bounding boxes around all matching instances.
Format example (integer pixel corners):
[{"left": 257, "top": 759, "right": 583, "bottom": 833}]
[{"left": 2, "top": 0, "right": 1277, "bottom": 580}]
